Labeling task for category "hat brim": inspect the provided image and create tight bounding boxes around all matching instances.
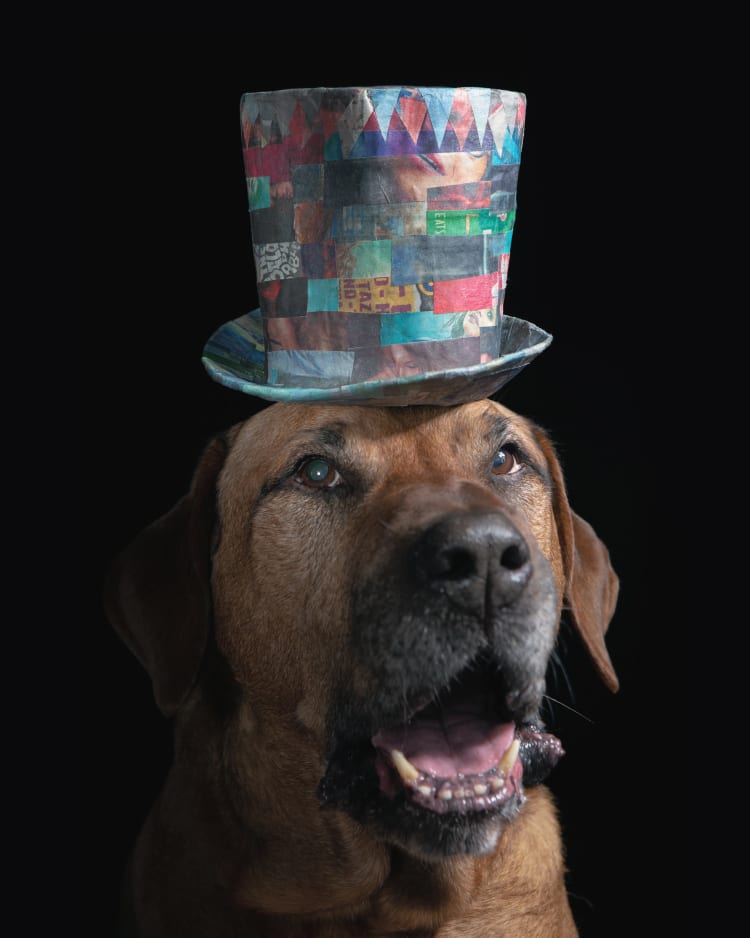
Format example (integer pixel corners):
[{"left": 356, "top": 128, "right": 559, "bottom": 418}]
[{"left": 202, "top": 309, "right": 552, "bottom": 407}]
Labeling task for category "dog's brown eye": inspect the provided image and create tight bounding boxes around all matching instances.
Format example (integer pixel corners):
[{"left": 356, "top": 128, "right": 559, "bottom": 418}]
[
  {"left": 296, "top": 457, "right": 341, "bottom": 489},
  {"left": 491, "top": 447, "right": 521, "bottom": 476}
]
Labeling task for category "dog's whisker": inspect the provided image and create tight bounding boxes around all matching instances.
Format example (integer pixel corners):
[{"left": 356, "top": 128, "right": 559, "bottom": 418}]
[
  {"left": 541, "top": 694, "right": 595, "bottom": 725},
  {"left": 546, "top": 648, "right": 575, "bottom": 702}
]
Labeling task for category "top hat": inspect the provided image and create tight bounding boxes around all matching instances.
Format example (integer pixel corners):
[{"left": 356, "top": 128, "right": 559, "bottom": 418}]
[{"left": 202, "top": 86, "right": 552, "bottom": 406}]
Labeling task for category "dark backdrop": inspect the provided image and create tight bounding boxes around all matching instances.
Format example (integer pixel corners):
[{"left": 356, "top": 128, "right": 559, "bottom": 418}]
[{"left": 80, "top": 34, "right": 642, "bottom": 937}]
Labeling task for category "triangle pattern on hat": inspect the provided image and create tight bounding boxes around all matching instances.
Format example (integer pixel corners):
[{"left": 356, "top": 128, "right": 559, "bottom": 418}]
[
  {"left": 241, "top": 94, "right": 260, "bottom": 124},
  {"left": 467, "top": 88, "right": 491, "bottom": 147},
  {"left": 362, "top": 110, "right": 381, "bottom": 133},
  {"left": 240, "top": 96, "right": 262, "bottom": 147},
  {"left": 386, "top": 107, "right": 407, "bottom": 135},
  {"left": 421, "top": 87, "right": 454, "bottom": 147},
  {"left": 339, "top": 89, "right": 374, "bottom": 158},
  {"left": 501, "top": 89, "right": 524, "bottom": 129},
  {"left": 288, "top": 101, "right": 312, "bottom": 149},
  {"left": 267, "top": 96, "right": 297, "bottom": 140},
  {"left": 398, "top": 91, "right": 429, "bottom": 144},
  {"left": 293, "top": 92, "right": 321, "bottom": 141},
  {"left": 320, "top": 105, "right": 342, "bottom": 142},
  {"left": 448, "top": 88, "right": 476, "bottom": 150},
  {"left": 370, "top": 87, "right": 402, "bottom": 141},
  {"left": 488, "top": 101, "right": 509, "bottom": 155}
]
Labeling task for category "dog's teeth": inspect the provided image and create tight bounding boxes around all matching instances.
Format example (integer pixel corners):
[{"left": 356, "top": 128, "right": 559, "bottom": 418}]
[
  {"left": 497, "top": 738, "right": 520, "bottom": 776},
  {"left": 417, "top": 784, "right": 433, "bottom": 796},
  {"left": 490, "top": 776, "right": 504, "bottom": 791},
  {"left": 473, "top": 782, "right": 488, "bottom": 796},
  {"left": 438, "top": 786, "right": 453, "bottom": 801},
  {"left": 390, "top": 749, "right": 420, "bottom": 782}
]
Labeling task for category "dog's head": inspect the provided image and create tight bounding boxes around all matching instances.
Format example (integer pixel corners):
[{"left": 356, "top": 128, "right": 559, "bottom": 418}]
[{"left": 105, "top": 400, "right": 618, "bottom": 862}]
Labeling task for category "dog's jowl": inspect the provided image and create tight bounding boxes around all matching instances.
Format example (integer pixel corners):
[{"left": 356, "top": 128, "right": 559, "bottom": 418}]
[{"left": 105, "top": 400, "right": 618, "bottom": 937}]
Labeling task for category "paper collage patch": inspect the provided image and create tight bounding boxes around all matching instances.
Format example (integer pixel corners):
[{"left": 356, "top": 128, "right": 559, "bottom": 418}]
[{"left": 241, "top": 86, "right": 526, "bottom": 389}]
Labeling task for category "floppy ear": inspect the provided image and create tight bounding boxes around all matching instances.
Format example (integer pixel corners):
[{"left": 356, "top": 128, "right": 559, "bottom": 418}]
[
  {"left": 103, "top": 433, "right": 231, "bottom": 715},
  {"left": 532, "top": 426, "right": 620, "bottom": 692}
]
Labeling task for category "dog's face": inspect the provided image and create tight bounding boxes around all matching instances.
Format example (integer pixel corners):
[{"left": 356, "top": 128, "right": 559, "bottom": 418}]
[{"left": 107, "top": 399, "right": 618, "bottom": 868}]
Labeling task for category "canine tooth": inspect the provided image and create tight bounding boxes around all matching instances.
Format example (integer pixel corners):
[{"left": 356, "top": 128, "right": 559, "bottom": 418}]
[
  {"left": 390, "top": 749, "right": 419, "bottom": 782},
  {"left": 497, "top": 738, "right": 520, "bottom": 776},
  {"left": 473, "top": 783, "right": 488, "bottom": 795}
]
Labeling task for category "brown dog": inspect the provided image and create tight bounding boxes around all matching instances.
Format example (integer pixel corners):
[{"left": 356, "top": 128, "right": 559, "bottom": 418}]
[{"left": 105, "top": 399, "right": 619, "bottom": 937}]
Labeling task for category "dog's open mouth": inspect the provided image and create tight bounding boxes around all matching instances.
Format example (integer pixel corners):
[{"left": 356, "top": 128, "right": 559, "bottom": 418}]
[
  {"left": 319, "top": 658, "right": 564, "bottom": 825},
  {"left": 371, "top": 680, "right": 564, "bottom": 816}
]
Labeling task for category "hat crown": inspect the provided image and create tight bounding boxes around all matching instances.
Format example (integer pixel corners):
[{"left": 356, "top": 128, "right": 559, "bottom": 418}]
[{"left": 202, "top": 86, "right": 551, "bottom": 406}]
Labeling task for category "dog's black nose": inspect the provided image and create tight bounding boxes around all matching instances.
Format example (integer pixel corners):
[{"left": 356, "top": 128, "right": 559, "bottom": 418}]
[{"left": 412, "top": 511, "right": 532, "bottom": 613}]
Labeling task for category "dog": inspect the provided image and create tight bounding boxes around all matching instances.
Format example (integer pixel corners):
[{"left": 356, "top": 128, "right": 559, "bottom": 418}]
[{"left": 104, "top": 399, "right": 619, "bottom": 937}]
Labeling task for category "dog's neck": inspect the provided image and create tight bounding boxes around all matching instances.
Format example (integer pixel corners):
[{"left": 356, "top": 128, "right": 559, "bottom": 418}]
[
  {"left": 136, "top": 759, "right": 574, "bottom": 937},
  {"left": 126, "top": 685, "right": 576, "bottom": 936}
]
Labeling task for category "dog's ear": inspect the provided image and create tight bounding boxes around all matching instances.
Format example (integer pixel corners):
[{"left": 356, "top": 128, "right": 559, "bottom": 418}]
[
  {"left": 103, "top": 433, "right": 231, "bottom": 715},
  {"left": 532, "top": 426, "right": 620, "bottom": 692}
]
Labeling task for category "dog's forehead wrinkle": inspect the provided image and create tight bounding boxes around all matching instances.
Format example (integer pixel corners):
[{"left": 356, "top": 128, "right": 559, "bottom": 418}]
[
  {"left": 486, "top": 413, "right": 512, "bottom": 440},
  {"left": 292, "top": 423, "right": 348, "bottom": 452}
]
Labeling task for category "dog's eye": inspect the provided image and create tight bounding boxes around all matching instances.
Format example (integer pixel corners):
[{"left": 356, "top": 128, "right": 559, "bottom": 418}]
[
  {"left": 491, "top": 447, "right": 522, "bottom": 476},
  {"left": 295, "top": 457, "right": 342, "bottom": 489}
]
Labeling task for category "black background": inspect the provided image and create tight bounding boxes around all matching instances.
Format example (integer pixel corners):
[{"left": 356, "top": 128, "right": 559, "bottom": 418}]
[{"left": 80, "top": 33, "right": 642, "bottom": 937}]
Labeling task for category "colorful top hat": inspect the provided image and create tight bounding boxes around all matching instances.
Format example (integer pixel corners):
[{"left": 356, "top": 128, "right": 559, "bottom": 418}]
[{"left": 202, "top": 86, "right": 551, "bottom": 406}]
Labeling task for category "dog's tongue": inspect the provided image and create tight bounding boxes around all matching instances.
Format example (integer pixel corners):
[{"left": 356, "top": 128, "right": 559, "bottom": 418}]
[{"left": 372, "top": 704, "right": 515, "bottom": 778}]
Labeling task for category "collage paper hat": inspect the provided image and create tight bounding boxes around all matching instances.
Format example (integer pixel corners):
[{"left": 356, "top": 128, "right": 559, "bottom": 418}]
[{"left": 202, "top": 86, "right": 552, "bottom": 406}]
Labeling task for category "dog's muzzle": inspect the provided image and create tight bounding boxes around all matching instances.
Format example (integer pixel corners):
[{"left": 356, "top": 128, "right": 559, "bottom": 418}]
[
  {"left": 353, "top": 506, "right": 560, "bottom": 726},
  {"left": 319, "top": 504, "right": 564, "bottom": 854}
]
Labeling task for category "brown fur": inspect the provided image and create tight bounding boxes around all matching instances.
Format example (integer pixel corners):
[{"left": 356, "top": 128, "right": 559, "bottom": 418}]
[{"left": 105, "top": 400, "right": 618, "bottom": 937}]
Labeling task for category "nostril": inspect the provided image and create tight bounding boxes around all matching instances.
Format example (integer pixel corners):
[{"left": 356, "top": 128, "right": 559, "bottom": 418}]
[
  {"left": 436, "top": 546, "right": 477, "bottom": 581},
  {"left": 501, "top": 542, "right": 528, "bottom": 571}
]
